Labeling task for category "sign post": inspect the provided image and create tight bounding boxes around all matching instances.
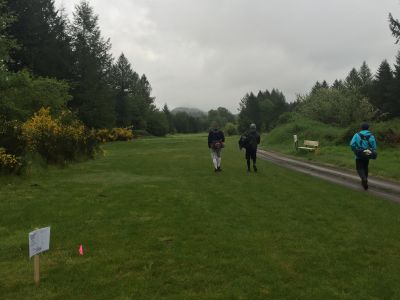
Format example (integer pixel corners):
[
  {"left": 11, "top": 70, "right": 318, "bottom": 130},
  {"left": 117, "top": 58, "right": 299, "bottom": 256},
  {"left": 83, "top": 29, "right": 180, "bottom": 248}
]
[
  {"left": 34, "top": 255, "right": 40, "bottom": 285},
  {"left": 29, "top": 227, "right": 50, "bottom": 285}
]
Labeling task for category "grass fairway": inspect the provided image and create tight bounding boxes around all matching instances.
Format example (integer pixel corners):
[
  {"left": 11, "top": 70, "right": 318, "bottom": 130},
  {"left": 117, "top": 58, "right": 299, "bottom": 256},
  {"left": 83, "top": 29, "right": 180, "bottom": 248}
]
[{"left": 2, "top": 134, "right": 400, "bottom": 299}]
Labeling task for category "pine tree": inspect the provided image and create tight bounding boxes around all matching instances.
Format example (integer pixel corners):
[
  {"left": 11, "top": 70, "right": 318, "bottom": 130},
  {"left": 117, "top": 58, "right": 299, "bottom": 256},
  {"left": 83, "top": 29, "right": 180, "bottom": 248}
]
[
  {"left": 358, "top": 61, "right": 373, "bottom": 99},
  {"left": 0, "top": 0, "right": 15, "bottom": 70},
  {"left": 311, "top": 81, "right": 322, "bottom": 94},
  {"left": 332, "top": 79, "right": 345, "bottom": 90},
  {"left": 238, "top": 92, "right": 261, "bottom": 132},
  {"left": 129, "top": 74, "right": 156, "bottom": 129},
  {"left": 359, "top": 61, "right": 373, "bottom": 86},
  {"left": 5, "top": 0, "right": 73, "bottom": 79},
  {"left": 110, "top": 53, "right": 139, "bottom": 127},
  {"left": 321, "top": 80, "right": 329, "bottom": 89},
  {"left": 389, "top": 13, "right": 400, "bottom": 44},
  {"left": 390, "top": 52, "right": 400, "bottom": 117},
  {"left": 345, "top": 68, "right": 362, "bottom": 90},
  {"left": 162, "top": 104, "right": 174, "bottom": 133},
  {"left": 370, "top": 60, "right": 394, "bottom": 115},
  {"left": 69, "top": 1, "right": 115, "bottom": 128}
]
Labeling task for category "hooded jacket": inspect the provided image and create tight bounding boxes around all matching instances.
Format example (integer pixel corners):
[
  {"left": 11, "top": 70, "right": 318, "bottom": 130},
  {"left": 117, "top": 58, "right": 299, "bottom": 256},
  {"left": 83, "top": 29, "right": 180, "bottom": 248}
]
[{"left": 350, "top": 130, "right": 377, "bottom": 160}]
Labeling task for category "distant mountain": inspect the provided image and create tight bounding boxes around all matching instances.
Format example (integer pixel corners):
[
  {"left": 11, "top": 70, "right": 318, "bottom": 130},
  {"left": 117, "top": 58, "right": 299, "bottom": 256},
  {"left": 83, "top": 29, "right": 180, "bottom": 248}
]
[{"left": 171, "top": 107, "right": 206, "bottom": 117}]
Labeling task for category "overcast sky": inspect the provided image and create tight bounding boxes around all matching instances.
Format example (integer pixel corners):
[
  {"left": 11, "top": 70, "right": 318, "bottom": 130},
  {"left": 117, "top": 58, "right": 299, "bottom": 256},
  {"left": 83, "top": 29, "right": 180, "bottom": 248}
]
[{"left": 56, "top": 0, "right": 400, "bottom": 112}]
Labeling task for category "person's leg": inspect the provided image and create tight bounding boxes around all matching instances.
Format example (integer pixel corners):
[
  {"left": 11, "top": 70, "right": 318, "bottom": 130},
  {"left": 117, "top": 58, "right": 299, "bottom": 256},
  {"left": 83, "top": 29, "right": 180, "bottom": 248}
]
[
  {"left": 211, "top": 150, "right": 218, "bottom": 171},
  {"left": 216, "top": 149, "right": 222, "bottom": 170},
  {"left": 363, "top": 159, "right": 370, "bottom": 189},
  {"left": 252, "top": 149, "right": 257, "bottom": 172},
  {"left": 356, "top": 159, "right": 368, "bottom": 189},
  {"left": 365, "top": 160, "right": 369, "bottom": 179},
  {"left": 245, "top": 149, "right": 251, "bottom": 171}
]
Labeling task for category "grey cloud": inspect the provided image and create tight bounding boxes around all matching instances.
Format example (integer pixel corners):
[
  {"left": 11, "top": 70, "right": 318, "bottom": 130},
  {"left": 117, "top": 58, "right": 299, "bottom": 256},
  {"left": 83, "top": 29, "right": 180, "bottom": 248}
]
[{"left": 56, "top": 0, "right": 399, "bottom": 112}]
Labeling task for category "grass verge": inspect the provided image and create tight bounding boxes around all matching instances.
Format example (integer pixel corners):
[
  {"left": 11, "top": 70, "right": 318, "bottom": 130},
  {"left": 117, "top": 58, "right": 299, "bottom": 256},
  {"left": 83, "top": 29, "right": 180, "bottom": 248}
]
[{"left": 1, "top": 134, "right": 400, "bottom": 299}]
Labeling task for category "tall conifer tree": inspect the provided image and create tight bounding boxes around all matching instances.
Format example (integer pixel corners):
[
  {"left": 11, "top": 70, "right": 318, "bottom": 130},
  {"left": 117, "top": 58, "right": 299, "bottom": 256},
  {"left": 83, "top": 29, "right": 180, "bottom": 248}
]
[
  {"left": 69, "top": 1, "right": 115, "bottom": 128},
  {"left": 110, "top": 53, "right": 139, "bottom": 127},
  {"left": 6, "top": 0, "right": 73, "bottom": 79},
  {"left": 370, "top": 60, "right": 394, "bottom": 115}
]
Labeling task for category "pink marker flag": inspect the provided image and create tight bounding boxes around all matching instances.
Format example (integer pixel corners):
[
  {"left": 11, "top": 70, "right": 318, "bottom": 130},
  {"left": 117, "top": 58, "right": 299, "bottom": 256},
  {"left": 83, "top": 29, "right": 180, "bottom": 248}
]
[{"left": 79, "top": 244, "right": 83, "bottom": 256}]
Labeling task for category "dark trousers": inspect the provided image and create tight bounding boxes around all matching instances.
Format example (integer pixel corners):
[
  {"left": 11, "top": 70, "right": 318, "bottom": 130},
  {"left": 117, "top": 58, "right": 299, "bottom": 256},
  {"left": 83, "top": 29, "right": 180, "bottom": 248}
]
[
  {"left": 356, "top": 159, "right": 369, "bottom": 181},
  {"left": 246, "top": 148, "right": 257, "bottom": 169}
]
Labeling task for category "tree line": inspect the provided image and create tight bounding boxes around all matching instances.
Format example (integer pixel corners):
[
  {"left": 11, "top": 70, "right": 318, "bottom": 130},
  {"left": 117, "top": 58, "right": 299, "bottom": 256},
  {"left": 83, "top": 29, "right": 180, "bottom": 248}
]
[
  {"left": 2, "top": 0, "right": 399, "bottom": 138},
  {"left": 163, "top": 106, "right": 237, "bottom": 135}
]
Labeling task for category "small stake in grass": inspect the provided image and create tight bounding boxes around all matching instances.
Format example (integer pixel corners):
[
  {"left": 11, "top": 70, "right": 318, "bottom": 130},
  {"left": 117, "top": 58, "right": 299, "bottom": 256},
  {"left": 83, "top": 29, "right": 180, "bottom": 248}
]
[
  {"left": 79, "top": 244, "right": 84, "bottom": 256},
  {"left": 28, "top": 227, "right": 51, "bottom": 285}
]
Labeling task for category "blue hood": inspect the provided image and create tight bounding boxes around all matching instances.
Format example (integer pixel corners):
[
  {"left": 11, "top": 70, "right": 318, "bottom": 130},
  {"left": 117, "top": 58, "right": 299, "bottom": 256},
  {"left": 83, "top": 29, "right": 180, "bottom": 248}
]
[{"left": 359, "top": 130, "right": 372, "bottom": 137}]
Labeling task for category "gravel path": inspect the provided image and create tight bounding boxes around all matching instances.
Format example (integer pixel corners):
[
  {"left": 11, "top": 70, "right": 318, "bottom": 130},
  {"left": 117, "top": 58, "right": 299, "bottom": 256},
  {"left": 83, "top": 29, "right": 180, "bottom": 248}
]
[{"left": 257, "top": 149, "right": 400, "bottom": 203}]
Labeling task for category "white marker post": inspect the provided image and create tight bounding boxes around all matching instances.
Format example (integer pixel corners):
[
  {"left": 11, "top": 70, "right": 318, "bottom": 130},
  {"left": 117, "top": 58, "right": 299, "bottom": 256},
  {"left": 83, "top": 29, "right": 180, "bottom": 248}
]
[{"left": 29, "top": 227, "right": 50, "bottom": 285}]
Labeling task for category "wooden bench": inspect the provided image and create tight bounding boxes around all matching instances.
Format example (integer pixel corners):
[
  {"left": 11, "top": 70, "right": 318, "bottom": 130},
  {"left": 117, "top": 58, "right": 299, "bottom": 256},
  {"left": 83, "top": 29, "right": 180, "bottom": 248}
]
[{"left": 294, "top": 135, "right": 320, "bottom": 152}]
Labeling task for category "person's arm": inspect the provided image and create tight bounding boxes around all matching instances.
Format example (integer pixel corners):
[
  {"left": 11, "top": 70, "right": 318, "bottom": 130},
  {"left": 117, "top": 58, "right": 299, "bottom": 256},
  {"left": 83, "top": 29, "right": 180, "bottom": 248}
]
[
  {"left": 208, "top": 132, "right": 212, "bottom": 148},
  {"left": 350, "top": 133, "right": 359, "bottom": 152},
  {"left": 257, "top": 133, "right": 261, "bottom": 145},
  {"left": 221, "top": 131, "right": 225, "bottom": 143}
]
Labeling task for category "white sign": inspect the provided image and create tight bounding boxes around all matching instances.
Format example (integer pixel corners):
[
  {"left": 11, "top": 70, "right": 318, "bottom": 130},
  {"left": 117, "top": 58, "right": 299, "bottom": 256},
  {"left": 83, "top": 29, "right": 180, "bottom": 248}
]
[{"left": 29, "top": 227, "right": 50, "bottom": 258}]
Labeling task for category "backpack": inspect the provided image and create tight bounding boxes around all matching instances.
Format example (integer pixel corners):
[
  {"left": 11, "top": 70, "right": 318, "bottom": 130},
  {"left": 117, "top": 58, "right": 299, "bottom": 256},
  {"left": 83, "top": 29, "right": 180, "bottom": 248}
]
[
  {"left": 356, "top": 132, "right": 377, "bottom": 160},
  {"left": 247, "top": 132, "right": 258, "bottom": 149},
  {"left": 212, "top": 141, "right": 223, "bottom": 150},
  {"left": 238, "top": 134, "right": 249, "bottom": 149}
]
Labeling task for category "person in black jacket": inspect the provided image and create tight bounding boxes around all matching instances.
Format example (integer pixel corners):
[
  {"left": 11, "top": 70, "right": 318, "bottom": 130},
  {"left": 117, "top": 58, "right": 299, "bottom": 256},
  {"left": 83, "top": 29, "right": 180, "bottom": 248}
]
[
  {"left": 208, "top": 122, "right": 225, "bottom": 172},
  {"left": 240, "top": 123, "right": 260, "bottom": 172}
]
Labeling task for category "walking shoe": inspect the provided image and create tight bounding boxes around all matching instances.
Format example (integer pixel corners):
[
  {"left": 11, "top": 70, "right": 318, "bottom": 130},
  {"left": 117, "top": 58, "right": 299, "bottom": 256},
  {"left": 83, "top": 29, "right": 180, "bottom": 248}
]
[
  {"left": 217, "top": 166, "right": 222, "bottom": 172},
  {"left": 253, "top": 165, "right": 258, "bottom": 173},
  {"left": 361, "top": 179, "right": 368, "bottom": 190},
  {"left": 215, "top": 168, "right": 218, "bottom": 172}
]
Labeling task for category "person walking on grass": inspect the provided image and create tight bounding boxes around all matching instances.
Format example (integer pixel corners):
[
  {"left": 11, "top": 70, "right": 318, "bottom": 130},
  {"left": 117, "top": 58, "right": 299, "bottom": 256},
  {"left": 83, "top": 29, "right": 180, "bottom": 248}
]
[
  {"left": 239, "top": 123, "right": 260, "bottom": 172},
  {"left": 350, "top": 122, "right": 377, "bottom": 190},
  {"left": 208, "top": 122, "right": 225, "bottom": 172}
]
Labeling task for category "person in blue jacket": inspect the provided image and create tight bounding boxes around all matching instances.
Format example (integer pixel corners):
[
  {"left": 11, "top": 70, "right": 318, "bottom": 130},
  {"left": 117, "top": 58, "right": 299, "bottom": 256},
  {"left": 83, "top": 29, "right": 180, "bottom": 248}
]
[
  {"left": 350, "top": 122, "right": 377, "bottom": 190},
  {"left": 208, "top": 122, "right": 225, "bottom": 172}
]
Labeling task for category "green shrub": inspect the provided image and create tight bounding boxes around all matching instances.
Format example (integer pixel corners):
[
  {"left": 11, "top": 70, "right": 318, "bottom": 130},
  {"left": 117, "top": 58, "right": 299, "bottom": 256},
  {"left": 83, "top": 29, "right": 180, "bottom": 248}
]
[
  {"left": 0, "top": 71, "right": 71, "bottom": 121},
  {"left": 0, "top": 117, "right": 26, "bottom": 156},
  {"left": 266, "top": 116, "right": 346, "bottom": 147},
  {"left": 277, "top": 112, "right": 297, "bottom": 125},
  {"left": 134, "top": 130, "right": 152, "bottom": 137},
  {"left": 298, "top": 89, "right": 377, "bottom": 126},
  {"left": 224, "top": 122, "right": 238, "bottom": 136},
  {"left": 372, "top": 118, "right": 400, "bottom": 146}
]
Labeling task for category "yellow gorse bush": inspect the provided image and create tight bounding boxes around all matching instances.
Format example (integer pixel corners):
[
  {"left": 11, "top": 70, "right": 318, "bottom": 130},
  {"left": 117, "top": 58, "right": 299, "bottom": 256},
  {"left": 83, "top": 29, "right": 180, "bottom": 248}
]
[
  {"left": 22, "top": 107, "right": 62, "bottom": 151},
  {"left": 111, "top": 127, "right": 134, "bottom": 141},
  {"left": 21, "top": 107, "right": 98, "bottom": 163},
  {"left": 95, "top": 127, "right": 134, "bottom": 143},
  {"left": 8, "top": 107, "right": 134, "bottom": 166},
  {"left": 0, "top": 148, "right": 22, "bottom": 173}
]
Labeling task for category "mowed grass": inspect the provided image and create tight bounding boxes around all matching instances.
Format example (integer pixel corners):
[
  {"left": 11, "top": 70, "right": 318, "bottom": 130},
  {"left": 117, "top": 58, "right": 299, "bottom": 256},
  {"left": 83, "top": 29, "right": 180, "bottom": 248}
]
[{"left": 1, "top": 134, "right": 400, "bottom": 299}]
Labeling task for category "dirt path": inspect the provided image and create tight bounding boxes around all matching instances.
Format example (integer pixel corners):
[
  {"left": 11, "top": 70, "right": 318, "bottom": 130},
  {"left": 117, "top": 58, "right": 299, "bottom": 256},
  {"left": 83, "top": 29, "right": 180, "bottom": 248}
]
[{"left": 257, "top": 149, "right": 400, "bottom": 203}]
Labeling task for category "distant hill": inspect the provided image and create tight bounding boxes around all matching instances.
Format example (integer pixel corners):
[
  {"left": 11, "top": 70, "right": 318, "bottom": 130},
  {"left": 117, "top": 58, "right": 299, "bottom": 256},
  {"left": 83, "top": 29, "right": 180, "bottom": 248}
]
[{"left": 171, "top": 107, "right": 206, "bottom": 117}]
